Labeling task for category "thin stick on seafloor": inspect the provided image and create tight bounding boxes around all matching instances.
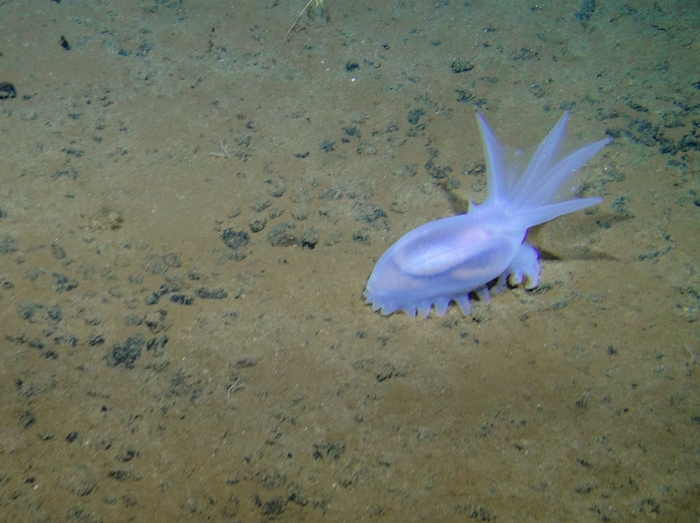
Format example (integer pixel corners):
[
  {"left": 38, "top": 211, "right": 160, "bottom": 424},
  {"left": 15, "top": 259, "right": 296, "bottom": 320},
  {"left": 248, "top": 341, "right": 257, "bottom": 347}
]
[{"left": 283, "top": 0, "right": 315, "bottom": 45}]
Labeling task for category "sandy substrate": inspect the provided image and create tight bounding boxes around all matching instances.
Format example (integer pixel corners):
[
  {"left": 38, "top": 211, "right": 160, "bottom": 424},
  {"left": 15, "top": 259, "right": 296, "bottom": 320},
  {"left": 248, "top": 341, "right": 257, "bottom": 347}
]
[{"left": 0, "top": 0, "right": 698, "bottom": 521}]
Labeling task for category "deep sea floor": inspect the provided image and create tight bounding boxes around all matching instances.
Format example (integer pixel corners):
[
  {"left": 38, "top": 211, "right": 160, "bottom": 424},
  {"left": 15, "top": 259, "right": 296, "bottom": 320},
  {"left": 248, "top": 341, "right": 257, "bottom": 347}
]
[{"left": 0, "top": 0, "right": 698, "bottom": 521}]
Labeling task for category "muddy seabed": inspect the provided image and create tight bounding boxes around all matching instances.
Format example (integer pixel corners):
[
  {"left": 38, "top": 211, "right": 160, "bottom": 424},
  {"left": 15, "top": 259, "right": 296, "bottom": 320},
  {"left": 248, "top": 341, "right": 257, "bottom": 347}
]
[{"left": 0, "top": 1, "right": 698, "bottom": 522}]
